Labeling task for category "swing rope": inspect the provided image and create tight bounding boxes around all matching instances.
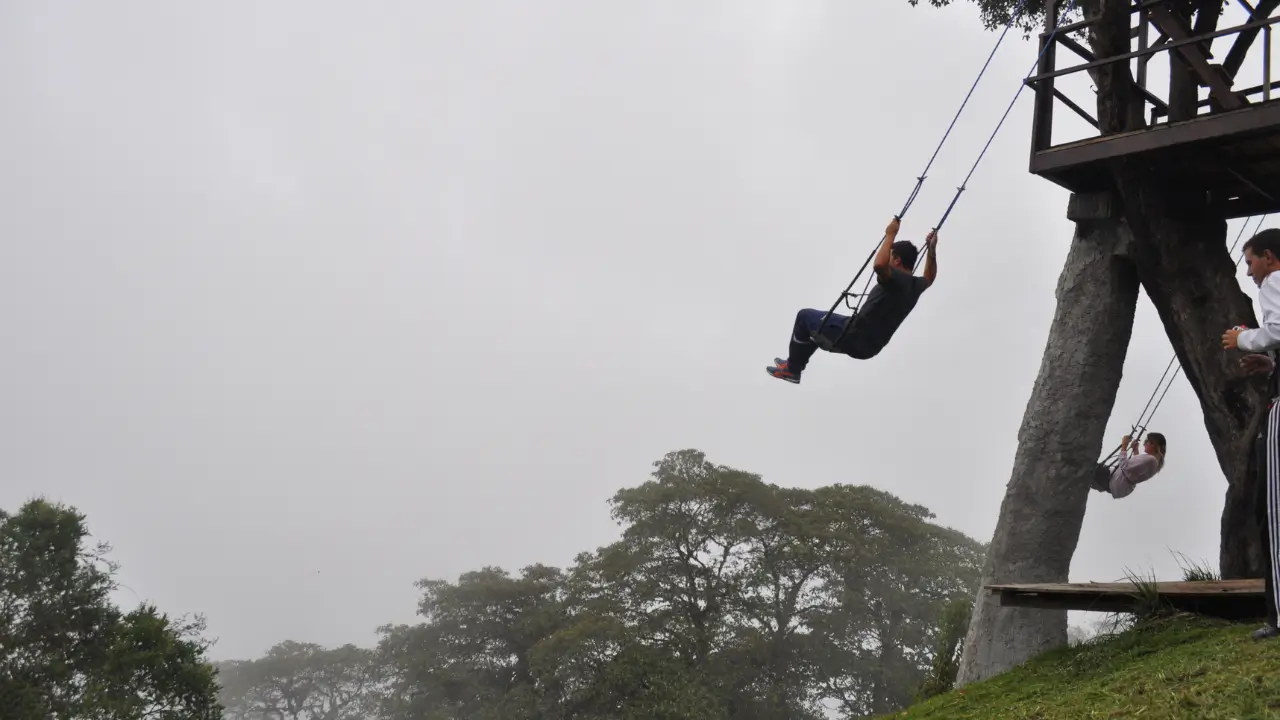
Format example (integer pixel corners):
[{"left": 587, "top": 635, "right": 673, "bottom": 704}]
[
  {"left": 1102, "top": 213, "right": 1270, "bottom": 467},
  {"left": 931, "top": 0, "right": 1080, "bottom": 243},
  {"left": 810, "top": 0, "right": 1043, "bottom": 341},
  {"left": 919, "top": 0, "right": 1082, "bottom": 271},
  {"left": 817, "top": 0, "right": 1080, "bottom": 353}
]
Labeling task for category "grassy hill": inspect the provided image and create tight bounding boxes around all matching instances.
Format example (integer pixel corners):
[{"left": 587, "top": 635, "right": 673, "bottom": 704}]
[{"left": 888, "top": 615, "right": 1280, "bottom": 719}]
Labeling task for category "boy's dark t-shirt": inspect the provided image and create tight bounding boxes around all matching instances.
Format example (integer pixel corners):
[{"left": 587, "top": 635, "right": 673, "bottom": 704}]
[{"left": 839, "top": 267, "right": 929, "bottom": 359}]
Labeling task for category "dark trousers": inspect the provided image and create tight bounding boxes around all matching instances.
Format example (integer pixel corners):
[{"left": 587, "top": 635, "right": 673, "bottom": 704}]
[
  {"left": 1256, "top": 401, "right": 1280, "bottom": 627},
  {"left": 785, "top": 308, "right": 855, "bottom": 374}
]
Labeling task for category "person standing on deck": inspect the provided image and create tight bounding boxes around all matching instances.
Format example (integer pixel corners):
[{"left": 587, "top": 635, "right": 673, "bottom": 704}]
[{"left": 1223, "top": 227, "right": 1280, "bottom": 641}]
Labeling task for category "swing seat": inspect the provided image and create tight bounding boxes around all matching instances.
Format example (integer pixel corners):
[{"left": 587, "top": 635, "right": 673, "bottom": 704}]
[
  {"left": 810, "top": 332, "right": 838, "bottom": 352},
  {"left": 1091, "top": 463, "right": 1113, "bottom": 493}
]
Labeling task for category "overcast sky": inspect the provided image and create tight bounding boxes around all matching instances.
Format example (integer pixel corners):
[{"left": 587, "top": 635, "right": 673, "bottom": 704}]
[{"left": 2, "top": 1, "right": 1272, "bottom": 661}]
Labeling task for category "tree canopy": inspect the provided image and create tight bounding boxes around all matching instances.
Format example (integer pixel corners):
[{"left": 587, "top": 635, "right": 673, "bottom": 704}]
[
  {"left": 904, "top": 0, "right": 1075, "bottom": 34},
  {"left": 218, "top": 449, "right": 989, "bottom": 719},
  {"left": 0, "top": 499, "right": 223, "bottom": 719}
]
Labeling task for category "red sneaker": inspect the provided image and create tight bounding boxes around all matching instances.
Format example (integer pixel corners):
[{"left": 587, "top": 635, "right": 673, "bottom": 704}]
[{"left": 766, "top": 362, "right": 800, "bottom": 384}]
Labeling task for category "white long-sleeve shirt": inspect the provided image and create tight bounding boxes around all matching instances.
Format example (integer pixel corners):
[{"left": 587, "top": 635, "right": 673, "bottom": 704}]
[
  {"left": 1238, "top": 272, "right": 1280, "bottom": 355},
  {"left": 1109, "top": 449, "right": 1162, "bottom": 499}
]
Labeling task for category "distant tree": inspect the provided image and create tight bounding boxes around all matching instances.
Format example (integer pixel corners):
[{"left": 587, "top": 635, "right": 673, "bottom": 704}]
[
  {"left": 551, "top": 450, "right": 819, "bottom": 719},
  {"left": 808, "top": 485, "right": 985, "bottom": 716},
  {"left": 514, "top": 445, "right": 983, "bottom": 712},
  {"left": 216, "top": 640, "right": 384, "bottom": 719},
  {"left": 0, "top": 498, "right": 222, "bottom": 719},
  {"left": 376, "top": 564, "right": 568, "bottom": 720},
  {"left": 314, "top": 450, "right": 989, "bottom": 719}
]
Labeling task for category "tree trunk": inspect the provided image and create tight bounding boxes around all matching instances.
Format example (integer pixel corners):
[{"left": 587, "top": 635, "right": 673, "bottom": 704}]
[
  {"left": 1111, "top": 173, "right": 1271, "bottom": 578},
  {"left": 1088, "top": 0, "right": 1270, "bottom": 579},
  {"left": 955, "top": 211, "right": 1139, "bottom": 686},
  {"left": 957, "top": 0, "right": 1269, "bottom": 688}
]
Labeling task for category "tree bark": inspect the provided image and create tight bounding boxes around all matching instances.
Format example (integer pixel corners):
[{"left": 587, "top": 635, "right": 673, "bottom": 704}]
[
  {"left": 955, "top": 211, "right": 1139, "bottom": 687},
  {"left": 1111, "top": 173, "right": 1270, "bottom": 578},
  {"left": 1088, "top": 0, "right": 1270, "bottom": 579}
]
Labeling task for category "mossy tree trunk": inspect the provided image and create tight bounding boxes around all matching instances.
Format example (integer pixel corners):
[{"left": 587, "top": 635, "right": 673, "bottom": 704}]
[{"left": 956, "top": 208, "right": 1140, "bottom": 686}]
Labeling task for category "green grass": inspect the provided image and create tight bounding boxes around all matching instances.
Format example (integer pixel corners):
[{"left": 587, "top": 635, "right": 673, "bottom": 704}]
[{"left": 887, "top": 615, "right": 1280, "bottom": 719}]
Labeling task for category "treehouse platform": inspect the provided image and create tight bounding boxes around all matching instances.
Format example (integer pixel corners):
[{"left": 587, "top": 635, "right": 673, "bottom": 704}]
[
  {"left": 987, "top": 579, "right": 1265, "bottom": 620},
  {"left": 1026, "top": 0, "right": 1280, "bottom": 219}
]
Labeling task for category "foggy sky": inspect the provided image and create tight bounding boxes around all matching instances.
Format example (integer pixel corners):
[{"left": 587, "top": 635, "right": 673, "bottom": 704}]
[{"left": 2, "top": 0, "right": 1270, "bottom": 660}]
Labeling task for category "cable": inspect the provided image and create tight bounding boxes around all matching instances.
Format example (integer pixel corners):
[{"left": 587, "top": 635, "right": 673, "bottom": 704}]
[
  {"left": 809, "top": 0, "right": 1044, "bottom": 349},
  {"left": 911, "top": 0, "right": 1082, "bottom": 277}
]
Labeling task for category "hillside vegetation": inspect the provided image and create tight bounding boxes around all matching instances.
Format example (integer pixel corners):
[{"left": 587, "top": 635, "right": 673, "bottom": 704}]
[{"left": 889, "top": 616, "right": 1280, "bottom": 719}]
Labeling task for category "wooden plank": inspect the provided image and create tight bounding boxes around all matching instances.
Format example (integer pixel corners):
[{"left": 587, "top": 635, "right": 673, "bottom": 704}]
[
  {"left": 987, "top": 579, "right": 1267, "bottom": 619},
  {"left": 987, "top": 579, "right": 1263, "bottom": 596}
]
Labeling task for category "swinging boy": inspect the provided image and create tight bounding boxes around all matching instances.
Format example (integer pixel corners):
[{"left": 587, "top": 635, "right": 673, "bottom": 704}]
[{"left": 767, "top": 216, "right": 937, "bottom": 384}]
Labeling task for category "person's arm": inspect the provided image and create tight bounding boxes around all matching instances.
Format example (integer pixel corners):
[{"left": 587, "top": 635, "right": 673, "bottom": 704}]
[
  {"left": 1239, "top": 275, "right": 1280, "bottom": 352},
  {"left": 872, "top": 217, "right": 900, "bottom": 285},
  {"left": 921, "top": 229, "right": 938, "bottom": 288},
  {"left": 1125, "top": 453, "right": 1162, "bottom": 482}
]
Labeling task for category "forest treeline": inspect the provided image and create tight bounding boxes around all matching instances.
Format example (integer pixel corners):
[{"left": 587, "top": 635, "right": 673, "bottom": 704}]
[{"left": 0, "top": 449, "right": 989, "bottom": 719}]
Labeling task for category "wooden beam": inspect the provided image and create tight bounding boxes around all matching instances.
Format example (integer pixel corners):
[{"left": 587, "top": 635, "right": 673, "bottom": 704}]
[
  {"left": 1056, "top": 32, "right": 1095, "bottom": 63},
  {"left": 1027, "top": 16, "right": 1280, "bottom": 86},
  {"left": 988, "top": 579, "right": 1267, "bottom": 620},
  {"left": 1137, "top": 7, "right": 1150, "bottom": 91},
  {"left": 1146, "top": 3, "right": 1246, "bottom": 110},
  {"left": 1223, "top": 0, "right": 1280, "bottom": 79},
  {"left": 1152, "top": 81, "right": 1277, "bottom": 119},
  {"left": 987, "top": 580, "right": 1264, "bottom": 596},
  {"left": 1055, "top": 32, "right": 1169, "bottom": 114},
  {"left": 1054, "top": 88, "right": 1100, "bottom": 128},
  {"left": 997, "top": 592, "right": 1265, "bottom": 619},
  {"left": 1031, "top": 0, "right": 1058, "bottom": 155}
]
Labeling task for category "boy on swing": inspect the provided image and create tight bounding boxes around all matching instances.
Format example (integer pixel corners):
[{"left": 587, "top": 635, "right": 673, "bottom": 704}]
[{"left": 767, "top": 216, "right": 937, "bottom": 384}]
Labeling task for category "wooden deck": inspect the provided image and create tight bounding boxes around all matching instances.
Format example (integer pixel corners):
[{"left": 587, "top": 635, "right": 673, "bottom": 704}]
[
  {"left": 1030, "top": 99, "right": 1280, "bottom": 219},
  {"left": 987, "top": 579, "right": 1266, "bottom": 619}
]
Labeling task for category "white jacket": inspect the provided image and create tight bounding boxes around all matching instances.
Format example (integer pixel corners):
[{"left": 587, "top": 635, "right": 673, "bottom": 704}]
[{"left": 1239, "top": 273, "right": 1280, "bottom": 356}]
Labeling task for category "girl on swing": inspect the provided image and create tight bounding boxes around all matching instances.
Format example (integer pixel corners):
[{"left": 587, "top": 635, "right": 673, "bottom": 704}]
[{"left": 1091, "top": 432, "right": 1168, "bottom": 499}]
